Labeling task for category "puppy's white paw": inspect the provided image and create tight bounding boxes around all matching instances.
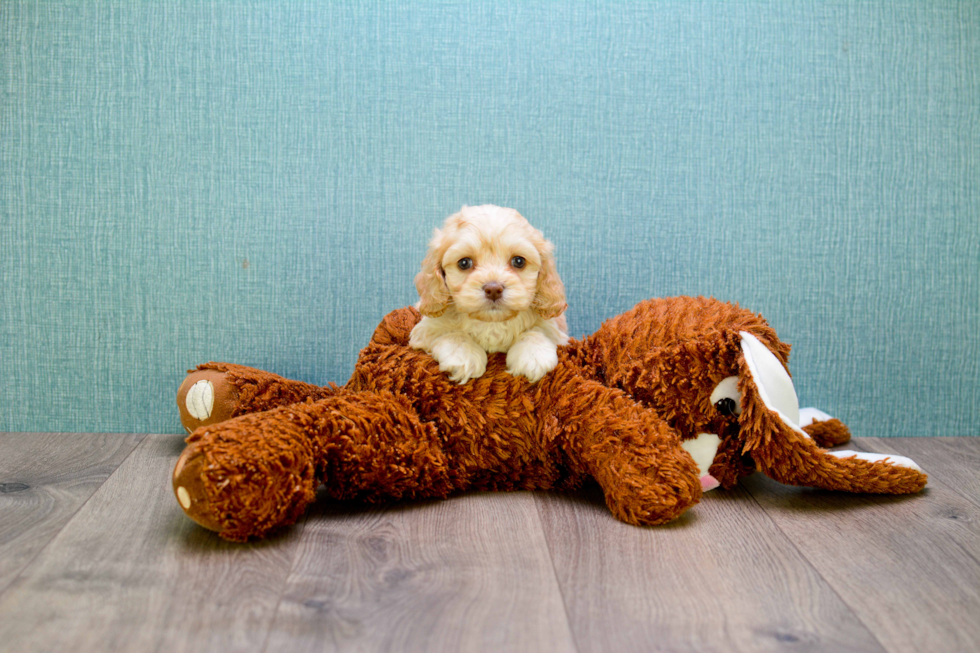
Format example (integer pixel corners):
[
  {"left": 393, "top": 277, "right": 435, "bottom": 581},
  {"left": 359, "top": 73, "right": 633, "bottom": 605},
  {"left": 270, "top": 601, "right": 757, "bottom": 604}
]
[
  {"left": 432, "top": 338, "right": 488, "bottom": 384},
  {"left": 506, "top": 337, "right": 559, "bottom": 383}
]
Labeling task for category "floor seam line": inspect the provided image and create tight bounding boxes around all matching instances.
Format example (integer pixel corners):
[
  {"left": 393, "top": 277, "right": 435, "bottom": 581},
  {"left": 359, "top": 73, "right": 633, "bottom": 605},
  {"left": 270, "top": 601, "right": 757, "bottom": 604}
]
[{"left": 533, "top": 492, "right": 583, "bottom": 653}]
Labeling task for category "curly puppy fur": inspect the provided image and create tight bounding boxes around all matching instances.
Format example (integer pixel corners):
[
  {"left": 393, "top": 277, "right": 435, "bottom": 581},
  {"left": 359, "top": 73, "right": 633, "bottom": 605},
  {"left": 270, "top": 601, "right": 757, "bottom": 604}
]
[{"left": 409, "top": 205, "right": 568, "bottom": 384}]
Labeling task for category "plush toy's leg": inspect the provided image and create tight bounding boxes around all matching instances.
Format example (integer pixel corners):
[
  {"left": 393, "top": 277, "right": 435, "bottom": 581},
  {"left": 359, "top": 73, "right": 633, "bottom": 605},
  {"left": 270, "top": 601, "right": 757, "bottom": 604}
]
[
  {"left": 173, "top": 390, "right": 453, "bottom": 541},
  {"left": 173, "top": 408, "right": 319, "bottom": 540},
  {"left": 550, "top": 378, "right": 703, "bottom": 526},
  {"left": 176, "top": 362, "right": 340, "bottom": 433}
]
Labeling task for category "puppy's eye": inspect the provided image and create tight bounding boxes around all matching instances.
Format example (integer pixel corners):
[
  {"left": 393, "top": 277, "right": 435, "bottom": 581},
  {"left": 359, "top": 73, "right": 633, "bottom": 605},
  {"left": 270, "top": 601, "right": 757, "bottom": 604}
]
[
  {"left": 510, "top": 256, "right": 526, "bottom": 269},
  {"left": 457, "top": 257, "right": 473, "bottom": 271}
]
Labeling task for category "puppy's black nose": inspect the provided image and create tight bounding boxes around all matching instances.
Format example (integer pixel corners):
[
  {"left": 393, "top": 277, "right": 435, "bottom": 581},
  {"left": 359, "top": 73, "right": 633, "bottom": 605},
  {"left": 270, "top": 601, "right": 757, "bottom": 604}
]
[{"left": 483, "top": 282, "right": 504, "bottom": 301}]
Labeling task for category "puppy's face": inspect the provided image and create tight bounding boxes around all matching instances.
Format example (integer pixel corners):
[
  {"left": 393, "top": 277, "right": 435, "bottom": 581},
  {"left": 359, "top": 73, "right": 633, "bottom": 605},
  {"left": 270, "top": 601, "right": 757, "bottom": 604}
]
[{"left": 416, "top": 205, "right": 566, "bottom": 322}]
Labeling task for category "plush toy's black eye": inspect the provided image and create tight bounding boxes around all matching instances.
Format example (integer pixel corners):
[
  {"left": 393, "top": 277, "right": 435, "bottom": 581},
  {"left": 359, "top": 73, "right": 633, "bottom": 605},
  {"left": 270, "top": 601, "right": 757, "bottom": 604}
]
[
  {"left": 510, "top": 256, "right": 526, "bottom": 269},
  {"left": 715, "top": 397, "right": 738, "bottom": 417},
  {"left": 457, "top": 257, "right": 473, "bottom": 271}
]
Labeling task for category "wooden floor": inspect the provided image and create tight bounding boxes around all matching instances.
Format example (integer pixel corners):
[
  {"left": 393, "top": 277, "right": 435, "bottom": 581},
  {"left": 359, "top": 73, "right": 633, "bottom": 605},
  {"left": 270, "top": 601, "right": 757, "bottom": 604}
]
[{"left": 0, "top": 434, "right": 977, "bottom": 653}]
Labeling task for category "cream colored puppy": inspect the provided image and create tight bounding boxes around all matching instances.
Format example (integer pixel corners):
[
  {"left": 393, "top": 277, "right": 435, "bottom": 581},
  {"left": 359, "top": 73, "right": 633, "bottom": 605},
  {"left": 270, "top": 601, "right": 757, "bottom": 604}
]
[{"left": 409, "top": 205, "right": 568, "bottom": 384}]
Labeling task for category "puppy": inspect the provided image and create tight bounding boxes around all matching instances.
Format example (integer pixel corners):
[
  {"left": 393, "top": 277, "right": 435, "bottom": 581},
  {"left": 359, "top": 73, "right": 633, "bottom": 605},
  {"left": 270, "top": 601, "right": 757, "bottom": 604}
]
[{"left": 409, "top": 205, "right": 568, "bottom": 384}]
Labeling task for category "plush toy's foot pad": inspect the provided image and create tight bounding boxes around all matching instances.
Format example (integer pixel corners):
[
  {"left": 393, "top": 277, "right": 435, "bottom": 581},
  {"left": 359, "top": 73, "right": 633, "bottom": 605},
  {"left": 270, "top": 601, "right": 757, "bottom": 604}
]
[
  {"left": 176, "top": 369, "right": 240, "bottom": 434},
  {"left": 172, "top": 443, "right": 222, "bottom": 532}
]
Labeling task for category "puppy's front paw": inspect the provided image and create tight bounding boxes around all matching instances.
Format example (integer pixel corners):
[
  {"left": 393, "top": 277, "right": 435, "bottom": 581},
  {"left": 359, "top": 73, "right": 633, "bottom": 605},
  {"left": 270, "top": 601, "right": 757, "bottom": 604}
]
[
  {"left": 506, "top": 337, "right": 559, "bottom": 383},
  {"left": 431, "top": 339, "right": 488, "bottom": 384}
]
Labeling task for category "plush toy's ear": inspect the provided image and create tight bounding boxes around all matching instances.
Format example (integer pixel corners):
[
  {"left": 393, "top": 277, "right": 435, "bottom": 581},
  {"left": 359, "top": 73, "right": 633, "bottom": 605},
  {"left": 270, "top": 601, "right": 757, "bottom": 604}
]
[
  {"left": 736, "top": 331, "right": 927, "bottom": 494},
  {"left": 414, "top": 228, "right": 452, "bottom": 317},
  {"left": 532, "top": 240, "right": 567, "bottom": 320}
]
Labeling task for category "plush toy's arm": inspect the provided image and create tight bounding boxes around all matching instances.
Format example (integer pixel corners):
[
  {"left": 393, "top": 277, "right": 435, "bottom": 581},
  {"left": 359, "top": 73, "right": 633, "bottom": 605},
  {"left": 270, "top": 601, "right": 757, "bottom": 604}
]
[
  {"left": 177, "top": 362, "right": 342, "bottom": 434},
  {"left": 177, "top": 307, "right": 426, "bottom": 434},
  {"left": 369, "top": 306, "right": 422, "bottom": 346},
  {"left": 542, "top": 373, "right": 703, "bottom": 526}
]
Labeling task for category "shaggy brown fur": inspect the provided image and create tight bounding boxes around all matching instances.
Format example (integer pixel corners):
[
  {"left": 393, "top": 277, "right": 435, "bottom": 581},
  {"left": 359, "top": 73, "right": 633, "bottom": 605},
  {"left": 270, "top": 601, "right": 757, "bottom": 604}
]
[{"left": 173, "top": 296, "right": 927, "bottom": 541}]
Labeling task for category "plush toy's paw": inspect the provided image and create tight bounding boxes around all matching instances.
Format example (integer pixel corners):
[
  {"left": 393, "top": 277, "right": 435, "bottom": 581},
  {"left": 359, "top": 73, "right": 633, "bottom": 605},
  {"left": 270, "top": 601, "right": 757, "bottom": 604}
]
[
  {"left": 431, "top": 338, "right": 488, "bottom": 384},
  {"left": 600, "top": 458, "right": 703, "bottom": 527},
  {"left": 506, "top": 334, "right": 559, "bottom": 383},
  {"left": 176, "top": 368, "right": 240, "bottom": 434},
  {"left": 590, "top": 434, "right": 704, "bottom": 526}
]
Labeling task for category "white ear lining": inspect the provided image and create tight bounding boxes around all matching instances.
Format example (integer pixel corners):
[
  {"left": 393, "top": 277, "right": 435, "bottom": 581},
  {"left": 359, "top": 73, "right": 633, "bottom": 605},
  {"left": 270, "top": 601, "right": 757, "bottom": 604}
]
[
  {"left": 828, "top": 450, "right": 922, "bottom": 472},
  {"left": 739, "top": 331, "right": 803, "bottom": 434},
  {"left": 799, "top": 407, "right": 833, "bottom": 429}
]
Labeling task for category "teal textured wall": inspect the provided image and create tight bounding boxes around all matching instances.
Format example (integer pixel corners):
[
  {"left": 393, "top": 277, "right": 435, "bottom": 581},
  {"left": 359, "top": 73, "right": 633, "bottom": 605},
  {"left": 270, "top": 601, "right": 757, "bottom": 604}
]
[{"left": 2, "top": 1, "right": 977, "bottom": 436}]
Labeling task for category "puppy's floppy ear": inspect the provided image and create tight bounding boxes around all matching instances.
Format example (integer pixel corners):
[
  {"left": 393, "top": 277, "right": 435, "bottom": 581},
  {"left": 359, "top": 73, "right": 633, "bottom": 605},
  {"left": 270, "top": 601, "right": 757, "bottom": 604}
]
[
  {"left": 533, "top": 240, "right": 567, "bottom": 319},
  {"left": 414, "top": 228, "right": 451, "bottom": 317}
]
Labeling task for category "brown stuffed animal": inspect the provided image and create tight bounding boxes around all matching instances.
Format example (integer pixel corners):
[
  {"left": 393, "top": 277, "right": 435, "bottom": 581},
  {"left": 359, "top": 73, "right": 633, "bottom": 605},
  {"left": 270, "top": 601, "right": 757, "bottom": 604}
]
[{"left": 172, "top": 296, "right": 926, "bottom": 541}]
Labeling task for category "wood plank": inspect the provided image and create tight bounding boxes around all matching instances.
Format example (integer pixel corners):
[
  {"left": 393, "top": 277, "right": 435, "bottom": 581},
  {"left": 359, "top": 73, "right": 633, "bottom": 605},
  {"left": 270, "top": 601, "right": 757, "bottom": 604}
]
[
  {"left": 0, "top": 434, "right": 303, "bottom": 653},
  {"left": 1, "top": 435, "right": 972, "bottom": 652},
  {"left": 0, "top": 432, "right": 143, "bottom": 596},
  {"left": 265, "top": 491, "right": 578, "bottom": 653},
  {"left": 741, "top": 437, "right": 980, "bottom": 653},
  {"left": 536, "top": 483, "right": 884, "bottom": 653},
  {"left": 859, "top": 437, "right": 980, "bottom": 508}
]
